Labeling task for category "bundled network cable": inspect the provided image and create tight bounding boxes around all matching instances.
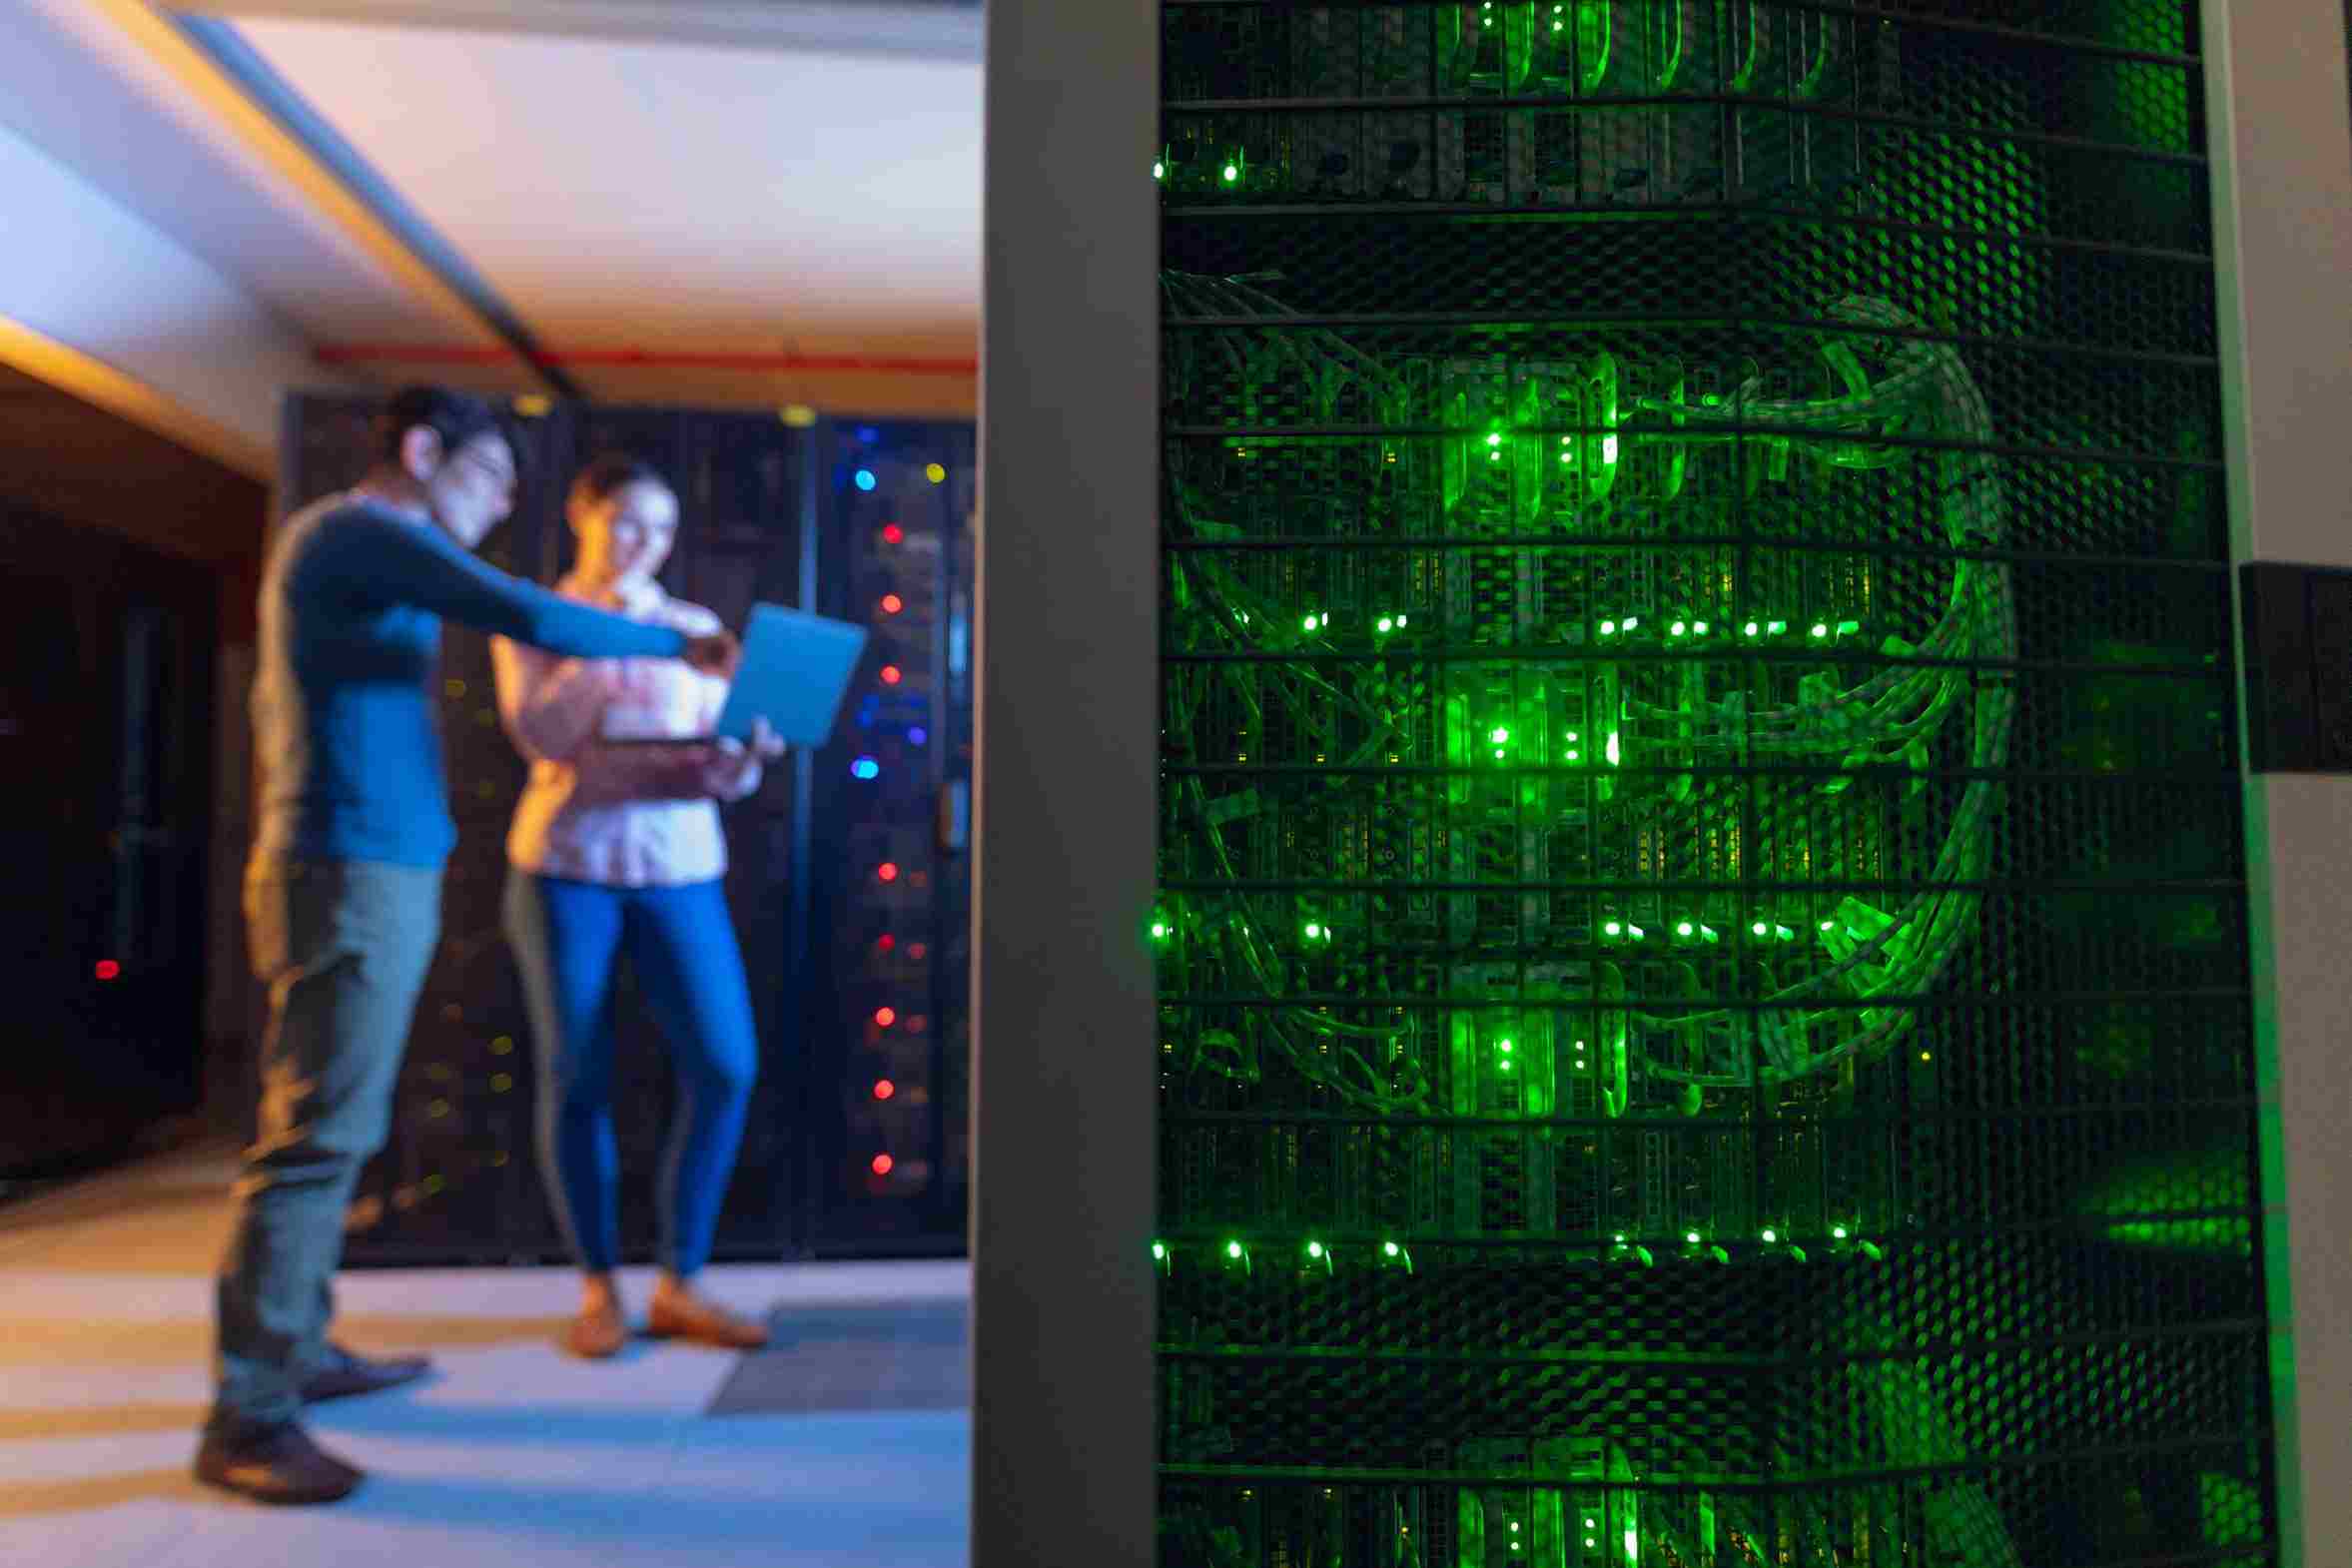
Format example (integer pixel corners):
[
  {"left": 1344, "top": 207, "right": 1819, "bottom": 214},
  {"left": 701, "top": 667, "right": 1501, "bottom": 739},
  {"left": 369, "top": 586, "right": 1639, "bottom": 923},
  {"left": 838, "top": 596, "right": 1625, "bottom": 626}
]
[{"left": 1161, "top": 273, "right": 2011, "bottom": 1108}]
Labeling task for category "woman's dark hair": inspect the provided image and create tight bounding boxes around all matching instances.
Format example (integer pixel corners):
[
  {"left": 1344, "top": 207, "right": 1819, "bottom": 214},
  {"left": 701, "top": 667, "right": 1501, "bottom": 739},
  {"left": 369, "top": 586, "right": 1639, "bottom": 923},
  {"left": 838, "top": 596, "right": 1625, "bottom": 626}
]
[
  {"left": 374, "top": 385, "right": 505, "bottom": 464},
  {"left": 569, "top": 452, "right": 672, "bottom": 512}
]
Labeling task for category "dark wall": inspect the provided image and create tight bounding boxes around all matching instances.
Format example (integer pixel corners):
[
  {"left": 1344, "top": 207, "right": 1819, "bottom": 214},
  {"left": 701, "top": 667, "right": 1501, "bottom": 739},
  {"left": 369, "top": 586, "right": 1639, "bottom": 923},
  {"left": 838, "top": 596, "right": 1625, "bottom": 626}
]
[
  {"left": 0, "top": 369, "right": 269, "bottom": 1182},
  {"left": 0, "top": 510, "right": 221, "bottom": 1176}
]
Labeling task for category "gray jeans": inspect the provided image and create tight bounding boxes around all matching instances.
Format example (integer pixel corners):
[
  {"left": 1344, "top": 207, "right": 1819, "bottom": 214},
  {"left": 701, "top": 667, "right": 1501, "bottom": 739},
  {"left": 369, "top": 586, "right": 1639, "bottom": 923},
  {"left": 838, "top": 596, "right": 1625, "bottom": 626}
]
[{"left": 211, "top": 858, "right": 441, "bottom": 1430}]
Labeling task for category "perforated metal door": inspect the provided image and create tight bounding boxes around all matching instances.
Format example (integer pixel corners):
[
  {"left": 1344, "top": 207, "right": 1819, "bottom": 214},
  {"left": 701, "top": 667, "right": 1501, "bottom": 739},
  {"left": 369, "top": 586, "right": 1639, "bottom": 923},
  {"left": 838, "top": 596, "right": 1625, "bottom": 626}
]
[{"left": 1154, "top": 5, "right": 2266, "bottom": 1564}]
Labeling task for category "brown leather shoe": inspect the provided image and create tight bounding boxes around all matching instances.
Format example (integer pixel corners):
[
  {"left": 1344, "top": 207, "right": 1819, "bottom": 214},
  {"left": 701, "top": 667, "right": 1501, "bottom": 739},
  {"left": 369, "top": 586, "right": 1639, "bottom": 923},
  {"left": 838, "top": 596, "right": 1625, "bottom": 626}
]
[
  {"left": 565, "top": 1297, "right": 628, "bottom": 1359},
  {"left": 646, "top": 1285, "right": 770, "bottom": 1350},
  {"left": 194, "top": 1419, "right": 365, "bottom": 1506}
]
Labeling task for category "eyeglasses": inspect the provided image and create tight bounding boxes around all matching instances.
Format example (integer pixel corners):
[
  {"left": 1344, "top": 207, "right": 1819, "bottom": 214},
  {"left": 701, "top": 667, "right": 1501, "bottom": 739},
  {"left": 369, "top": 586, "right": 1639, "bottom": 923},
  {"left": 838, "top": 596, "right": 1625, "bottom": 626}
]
[{"left": 449, "top": 444, "right": 515, "bottom": 494}]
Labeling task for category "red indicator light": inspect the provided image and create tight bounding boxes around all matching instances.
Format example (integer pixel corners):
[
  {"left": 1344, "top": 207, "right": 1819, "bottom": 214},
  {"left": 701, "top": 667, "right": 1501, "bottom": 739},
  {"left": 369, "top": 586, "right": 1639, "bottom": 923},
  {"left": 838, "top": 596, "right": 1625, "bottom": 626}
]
[
  {"left": 875, "top": 1007, "right": 898, "bottom": 1028},
  {"left": 880, "top": 594, "right": 903, "bottom": 615},
  {"left": 880, "top": 665, "right": 903, "bottom": 685},
  {"left": 877, "top": 862, "right": 900, "bottom": 883},
  {"left": 882, "top": 523, "right": 904, "bottom": 544},
  {"left": 877, "top": 934, "right": 896, "bottom": 952},
  {"left": 874, "top": 1080, "right": 896, "bottom": 1101},
  {"left": 908, "top": 942, "right": 928, "bottom": 962},
  {"left": 95, "top": 960, "right": 121, "bottom": 981},
  {"left": 871, "top": 1154, "right": 895, "bottom": 1176}
]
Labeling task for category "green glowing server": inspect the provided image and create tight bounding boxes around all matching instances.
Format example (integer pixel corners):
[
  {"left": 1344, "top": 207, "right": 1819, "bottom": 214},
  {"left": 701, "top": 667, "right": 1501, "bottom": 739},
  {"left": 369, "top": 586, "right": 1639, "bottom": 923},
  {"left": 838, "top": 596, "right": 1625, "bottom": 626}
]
[{"left": 1154, "top": 4, "right": 2265, "bottom": 1566}]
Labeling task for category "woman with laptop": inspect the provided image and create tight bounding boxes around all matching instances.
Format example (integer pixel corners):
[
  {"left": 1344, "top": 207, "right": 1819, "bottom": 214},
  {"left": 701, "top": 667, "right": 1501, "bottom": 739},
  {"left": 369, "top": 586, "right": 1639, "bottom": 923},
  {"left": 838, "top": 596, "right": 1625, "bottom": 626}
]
[{"left": 491, "top": 453, "right": 784, "bottom": 1359}]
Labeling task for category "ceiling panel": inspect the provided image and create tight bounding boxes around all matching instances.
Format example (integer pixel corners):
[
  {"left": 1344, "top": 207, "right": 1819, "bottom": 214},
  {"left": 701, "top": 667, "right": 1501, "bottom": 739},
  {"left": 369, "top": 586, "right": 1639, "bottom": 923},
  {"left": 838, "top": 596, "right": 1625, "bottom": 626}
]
[
  {"left": 1, "top": 0, "right": 485, "bottom": 351},
  {"left": 230, "top": 16, "right": 982, "bottom": 378}
]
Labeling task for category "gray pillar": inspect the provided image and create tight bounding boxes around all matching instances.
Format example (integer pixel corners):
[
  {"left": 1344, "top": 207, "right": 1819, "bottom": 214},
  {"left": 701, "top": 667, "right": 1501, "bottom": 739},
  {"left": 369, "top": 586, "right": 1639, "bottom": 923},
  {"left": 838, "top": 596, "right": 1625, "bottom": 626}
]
[
  {"left": 2204, "top": 5, "right": 2352, "bottom": 1566},
  {"left": 971, "top": 3, "right": 1159, "bottom": 1565}
]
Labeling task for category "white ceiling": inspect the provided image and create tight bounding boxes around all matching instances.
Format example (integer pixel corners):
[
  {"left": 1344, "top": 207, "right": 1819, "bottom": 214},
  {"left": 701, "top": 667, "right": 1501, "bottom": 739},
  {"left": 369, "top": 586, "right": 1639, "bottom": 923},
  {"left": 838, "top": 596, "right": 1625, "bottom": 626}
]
[
  {"left": 0, "top": 0, "right": 482, "bottom": 352},
  {"left": 233, "top": 16, "right": 983, "bottom": 351},
  {"left": 0, "top": 0, "right": 981, "bottom": 414}
]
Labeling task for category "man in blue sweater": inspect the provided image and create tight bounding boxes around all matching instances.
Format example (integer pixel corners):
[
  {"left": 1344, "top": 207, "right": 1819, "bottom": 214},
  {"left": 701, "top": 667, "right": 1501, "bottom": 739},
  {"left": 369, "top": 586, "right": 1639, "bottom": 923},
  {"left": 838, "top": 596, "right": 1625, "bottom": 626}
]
[{"left": 197, "top": 388, "right": 737, "bottom": 1505}]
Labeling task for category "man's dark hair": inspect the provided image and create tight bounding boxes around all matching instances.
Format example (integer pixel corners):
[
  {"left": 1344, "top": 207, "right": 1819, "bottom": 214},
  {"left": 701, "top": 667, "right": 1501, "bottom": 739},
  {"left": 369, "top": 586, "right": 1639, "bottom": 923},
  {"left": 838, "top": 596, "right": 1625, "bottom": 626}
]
[
  {"left": 374, "top": 385, "right": 506, "bottom": 465},
  {"left": 569, "top": 452, "right": 672, "bottom": 510}
]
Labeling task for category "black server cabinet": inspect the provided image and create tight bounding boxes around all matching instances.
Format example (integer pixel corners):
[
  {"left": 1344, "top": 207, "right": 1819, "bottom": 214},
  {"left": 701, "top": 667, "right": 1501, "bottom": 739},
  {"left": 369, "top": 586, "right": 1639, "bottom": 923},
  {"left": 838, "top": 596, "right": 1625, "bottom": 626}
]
[
  {"left": 1153, "top": 5, "right": 2273, "bottom": 1567},
  {"left": 273, "top": 394, "right": 971, "bottom": 1263},
  {"left": 799, "top": 417, "right": 976, "bottom": 1256},
  {"left": 0, "top": 513, "right": 217, "bottom": 1179}
]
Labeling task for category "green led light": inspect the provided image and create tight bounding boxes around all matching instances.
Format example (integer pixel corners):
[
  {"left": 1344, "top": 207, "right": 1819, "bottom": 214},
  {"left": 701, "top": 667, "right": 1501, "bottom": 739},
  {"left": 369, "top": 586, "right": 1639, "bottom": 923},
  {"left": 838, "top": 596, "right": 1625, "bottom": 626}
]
[
  {"left": 1226, "top": 1240, "right": 1244, "bottom": 1259},
  {"left": 1605, "top": 732, "right": 1621, "bottom": 765},
  {"left": 1566, "top": 749, "right": 1581, "bottom": 761},
  {"left": 1152, "top": 922, "right": 1170, "bottom": 940},
  {"left": 1306, "top": 1240, "right": 1324, "bottom": 1257},
  {"left": 1498, "top": 1039, "right": 1514, "bottom": 1053},
  {"left": 1152, "top": 1241, "right": 1167, "bottom": 1259},
  {"left": 1743, "top": 619, "right": 1761, "bottom": 637},
  {"left": 1491, "top": 727, "right": 1511, "bottom": 745},
  {"left": 1839, "top": 619, "right": 1862, "bottom": 635},
  {"left": 1602, "top": 434, "right": 1619, "bottom": 463},
  {"left": 1686, "top": 1229, "right": 1702, "bottom": 1245},
  {"left": 1811, "top": 622, "right": 1831, "bottom": 638},
  {"left": 1221, "top": 163, "right": 1238, "bottom": 183},
  {"left": 1304, "top": 922, "right": 1323, "bottom": 939},
  {"left": 1487, "top": 431, "right": 1503, "bottom": 446},
  {"left": 1599, "top": 620, "right": 1617, "bottom": 636},
  {"left": 1768, "top": 619, "right": 1788, "bottom": 635},
  {"left": 1560, "top": 450, "right": 1573, "bottom": 464},
  {"left": 1670, "top": 620, "right": 1687, "bottom": 637},
  {"left": 1762, "top": 1228, "right": 1779, "bottom": 1243},
  {"left": 1604, "top": 921, "right": 1623, "bottom": 937},
  {"left": 1382, "top": 1240, "right": 1401, "bottom": 1256},
  {"left": 1693, "top": 620, "right": 1710, "bottom": 634},
  {"left": 1834, "top": 1225, "right": 1851, "bottom": 1239},
  {"left": 1395, "top": 613, "right": 1408, "bottom": 627},
  {"left": 1377, "top": 616, "right": 1395, "bottom": 633},
  {"left": 1676, "top": 921, "right": 1695, "bottom": 937},
  {"left": 1153, "top": 161, "right": 1165, "bottom": 181},
  {"left": 1622, "top": 615, "right": 1639, "bottom": 631}
]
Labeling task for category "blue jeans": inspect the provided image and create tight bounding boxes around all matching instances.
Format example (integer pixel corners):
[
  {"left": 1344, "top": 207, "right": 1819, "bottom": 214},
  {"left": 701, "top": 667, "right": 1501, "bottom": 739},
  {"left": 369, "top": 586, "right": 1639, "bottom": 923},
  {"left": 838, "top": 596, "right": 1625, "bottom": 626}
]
[
  {"left": 214, "top": 858, "right": 442, "bottom": 1430},
  {"left": 502, "top": 872, "right": 759, "bottom": 1277}
]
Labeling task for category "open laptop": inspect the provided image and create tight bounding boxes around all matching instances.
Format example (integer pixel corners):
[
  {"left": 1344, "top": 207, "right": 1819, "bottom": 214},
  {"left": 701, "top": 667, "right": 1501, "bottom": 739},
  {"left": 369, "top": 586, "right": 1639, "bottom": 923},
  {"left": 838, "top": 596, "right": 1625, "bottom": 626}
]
[{"left": 601, "top": 602, "right": 869, "bottom": 748}]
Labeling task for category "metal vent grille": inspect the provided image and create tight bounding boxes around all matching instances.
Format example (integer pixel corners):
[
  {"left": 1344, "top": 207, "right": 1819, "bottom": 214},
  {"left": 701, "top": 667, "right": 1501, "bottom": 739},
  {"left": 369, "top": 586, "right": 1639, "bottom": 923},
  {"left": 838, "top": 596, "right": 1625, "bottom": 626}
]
[{"left": 1154, "top": 5, "right": 2269, "bottom": 1565}]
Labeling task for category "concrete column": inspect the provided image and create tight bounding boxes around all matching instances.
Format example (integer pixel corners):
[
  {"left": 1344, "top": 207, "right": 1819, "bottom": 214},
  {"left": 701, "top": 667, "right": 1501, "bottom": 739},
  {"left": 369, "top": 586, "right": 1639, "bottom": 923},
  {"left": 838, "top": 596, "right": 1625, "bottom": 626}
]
[
  {"left": 2203, "top": 5, "right": 2352, "bottom": 1566},
  {"left": 971, "top": 2, "right": 1159, "bottom": 1564}
]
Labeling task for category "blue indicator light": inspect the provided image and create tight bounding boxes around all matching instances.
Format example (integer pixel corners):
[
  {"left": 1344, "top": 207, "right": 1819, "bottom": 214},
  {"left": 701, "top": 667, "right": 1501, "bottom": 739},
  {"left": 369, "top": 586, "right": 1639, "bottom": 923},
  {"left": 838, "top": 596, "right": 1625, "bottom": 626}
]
[
  {"left": 854, "top": 469, "right": 877, "bottom": 491},
  {"left": 851, "top": 757, "right": 881, "bottom": 780}
]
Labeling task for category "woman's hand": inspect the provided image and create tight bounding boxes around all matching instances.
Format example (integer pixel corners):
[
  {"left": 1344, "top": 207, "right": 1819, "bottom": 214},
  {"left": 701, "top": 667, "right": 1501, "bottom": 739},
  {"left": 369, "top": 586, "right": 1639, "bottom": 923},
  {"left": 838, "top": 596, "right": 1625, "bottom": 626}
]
[
  {"left": 700, "top": 718, "right": 780, "bottom": 802},
  {"left": 681, "top": 629, "right": 740, "bottom": 678}
]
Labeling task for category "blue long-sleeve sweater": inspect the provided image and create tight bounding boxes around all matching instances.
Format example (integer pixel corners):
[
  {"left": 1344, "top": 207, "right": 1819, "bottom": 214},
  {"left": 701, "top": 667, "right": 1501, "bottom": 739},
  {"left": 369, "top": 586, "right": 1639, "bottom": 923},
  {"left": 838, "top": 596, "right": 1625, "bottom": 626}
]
[{"left": 251, "top": 493, "right": 689, "bottom": 868}]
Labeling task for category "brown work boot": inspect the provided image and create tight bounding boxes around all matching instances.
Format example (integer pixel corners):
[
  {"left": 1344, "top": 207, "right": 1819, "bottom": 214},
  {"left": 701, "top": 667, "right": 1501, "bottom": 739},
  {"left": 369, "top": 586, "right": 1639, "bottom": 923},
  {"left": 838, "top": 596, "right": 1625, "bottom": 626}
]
[
  {"left": 194, "top": 1418, "right": 365, "bottom": 1506},
  {"left": 564, "top": 1295, "right": 628, "bottom": 1360},
  {"left": 646, "top": 1279, "right": 770, "bottom": 1350}
]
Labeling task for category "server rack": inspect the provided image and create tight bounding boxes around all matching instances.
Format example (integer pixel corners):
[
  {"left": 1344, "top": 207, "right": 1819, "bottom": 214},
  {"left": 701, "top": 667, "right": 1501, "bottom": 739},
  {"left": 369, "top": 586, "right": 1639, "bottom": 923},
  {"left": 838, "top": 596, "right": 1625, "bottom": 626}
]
[
  {"left": 1153, "top": 5, "right": 2270, "bottom": 1566},
  {"left": 271, "top": 394, "right": 971, "bottom": 1263}
]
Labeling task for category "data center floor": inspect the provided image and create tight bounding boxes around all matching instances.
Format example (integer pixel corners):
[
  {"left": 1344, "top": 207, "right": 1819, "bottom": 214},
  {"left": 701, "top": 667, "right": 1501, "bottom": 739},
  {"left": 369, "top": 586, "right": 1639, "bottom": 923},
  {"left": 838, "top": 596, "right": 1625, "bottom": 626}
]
[{"left": 0, "top": 1143, "right": 969, "bottom": 1568}]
